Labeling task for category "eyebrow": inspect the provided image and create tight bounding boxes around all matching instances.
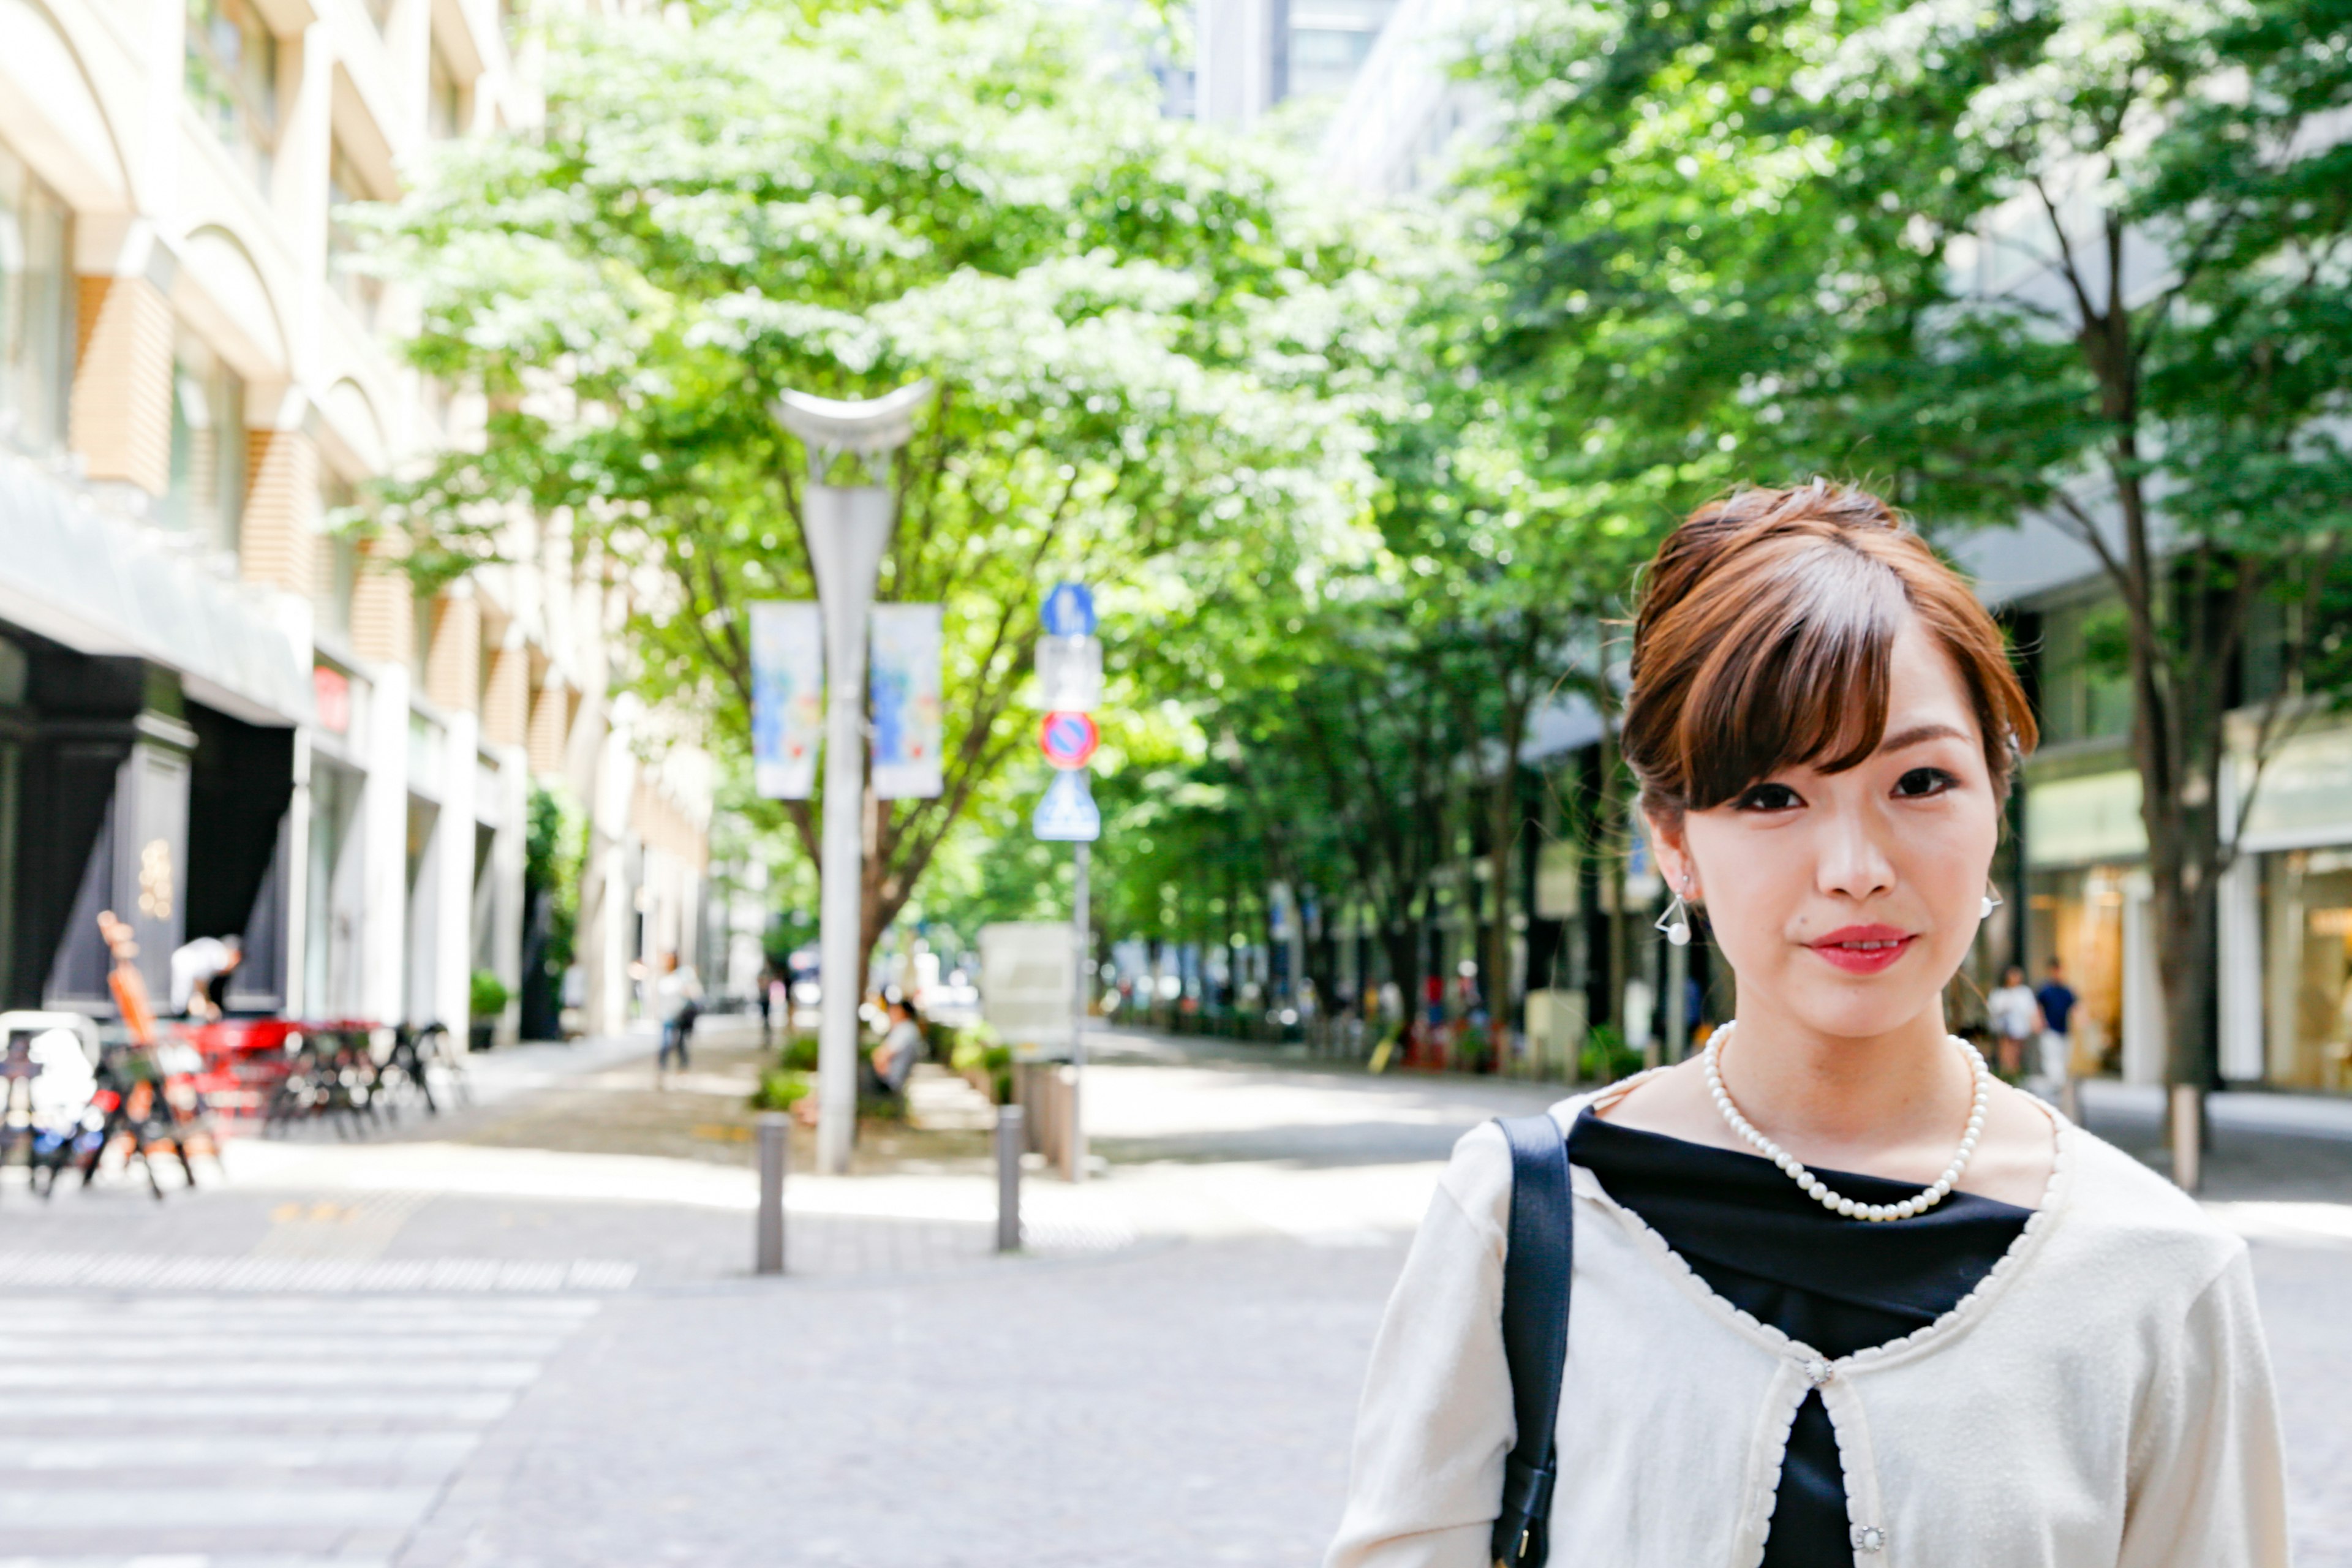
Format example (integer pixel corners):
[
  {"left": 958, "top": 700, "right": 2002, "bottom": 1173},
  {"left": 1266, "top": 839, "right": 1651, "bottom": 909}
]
[{"left": 1877, "top": 722, "right": 1973, "bottom": 755}]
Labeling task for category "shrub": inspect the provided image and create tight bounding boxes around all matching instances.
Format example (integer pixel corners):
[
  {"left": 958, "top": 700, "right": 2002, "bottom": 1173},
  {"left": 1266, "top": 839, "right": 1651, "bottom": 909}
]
[
  {"left": 470, "top": 970, "right": 511, "bottom": 1020},
  {"left": 748, "top": 1068, "right": 810, "bottom": 1112},
  {"left": 949, "top": 1024, "right": 1014, "bottom": 1104},
  {"left": 778, "top": 1034, "right": 820, "bottom": 1072},
  {"left": 1580, "top": 1025, "right": 1645, "bottom": 1084}
]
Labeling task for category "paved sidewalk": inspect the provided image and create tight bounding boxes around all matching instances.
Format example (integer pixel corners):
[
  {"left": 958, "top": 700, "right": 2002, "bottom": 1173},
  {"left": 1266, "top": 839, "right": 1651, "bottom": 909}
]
[{"left": 0, "top": 1023, "right": 2343, "bottom": 1565}]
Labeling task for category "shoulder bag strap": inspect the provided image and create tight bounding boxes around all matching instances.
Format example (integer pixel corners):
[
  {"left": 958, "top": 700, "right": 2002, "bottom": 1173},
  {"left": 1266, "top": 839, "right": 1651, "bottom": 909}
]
[{"left": 1490, "top": 1112, "right": 1573, "bottom": 1568}]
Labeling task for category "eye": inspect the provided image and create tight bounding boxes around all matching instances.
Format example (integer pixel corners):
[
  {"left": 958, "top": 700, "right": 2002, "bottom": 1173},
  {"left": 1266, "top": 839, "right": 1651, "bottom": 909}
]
[
  {"left": 1893, "top": 766, "right": 1958, "bottom": 798},
  {"left": 1735, "top": 782, "right": 1804, "bottom": 812}
]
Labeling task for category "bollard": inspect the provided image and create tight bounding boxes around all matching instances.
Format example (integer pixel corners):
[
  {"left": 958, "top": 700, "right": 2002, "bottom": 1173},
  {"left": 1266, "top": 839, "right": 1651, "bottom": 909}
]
[
  {"left": 995, "top": 1103, "right": 1025, "bottom": 1253},
  {"left": 1058, "top": 1065, "right": 1082, "bottom": 1183},
  {"left": 755, "top": 1112, "right": 788, "bottom": 1275}
]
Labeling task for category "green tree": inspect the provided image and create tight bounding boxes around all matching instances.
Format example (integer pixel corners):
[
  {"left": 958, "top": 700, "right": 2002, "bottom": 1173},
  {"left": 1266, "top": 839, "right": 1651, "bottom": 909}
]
[
  {"left": 1473, "top": 0, "right": 2352, "bottom": 1139},
  {"left": 1800, "top": 0, "right": 2352, "bottom": 1127},
  {"left": 375, "top": 0, "right": 1381, "bottom": 989}
]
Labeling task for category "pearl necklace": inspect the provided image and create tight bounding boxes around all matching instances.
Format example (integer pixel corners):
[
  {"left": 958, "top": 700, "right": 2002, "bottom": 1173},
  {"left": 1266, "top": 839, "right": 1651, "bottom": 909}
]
[{"left": 1702, "top": 1021, "right": 1991, "bottom": 1223}]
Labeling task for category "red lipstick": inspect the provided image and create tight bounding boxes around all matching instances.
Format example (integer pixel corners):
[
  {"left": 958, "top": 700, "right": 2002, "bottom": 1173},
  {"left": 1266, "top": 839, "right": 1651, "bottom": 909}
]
[{"left": 1807, "top": 924, "right": 1917, "bottom": 975}]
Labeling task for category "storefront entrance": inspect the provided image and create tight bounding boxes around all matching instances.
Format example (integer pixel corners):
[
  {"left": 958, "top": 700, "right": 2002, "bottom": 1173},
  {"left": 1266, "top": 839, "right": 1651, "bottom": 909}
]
[{"left": 2261, "top": 849, "right": 2352, "bottom": 1092}]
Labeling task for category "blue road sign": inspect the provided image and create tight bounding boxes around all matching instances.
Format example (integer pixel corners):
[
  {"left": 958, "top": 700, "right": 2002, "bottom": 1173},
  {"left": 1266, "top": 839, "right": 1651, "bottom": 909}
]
[
  {"left": 1033, "top": 769, "right": 1101, "bottom": 842},
  {"left": 1042, "top": 582, "right": 1097, "bottom": 639}
]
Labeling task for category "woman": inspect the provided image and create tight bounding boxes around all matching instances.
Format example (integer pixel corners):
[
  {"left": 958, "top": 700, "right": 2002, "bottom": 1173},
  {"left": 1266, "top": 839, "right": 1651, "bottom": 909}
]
[
  {"left": 1325, "top": 483, "right": 2286, "bottom": 1567},
  {"left": 1987, "top": 963, "right": 2043, "bottom": 1081}
]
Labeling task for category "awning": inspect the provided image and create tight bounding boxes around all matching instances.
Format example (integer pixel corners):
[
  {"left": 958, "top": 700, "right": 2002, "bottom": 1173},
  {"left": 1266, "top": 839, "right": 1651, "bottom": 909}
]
[{"left": 0, "top": 454, "right": 314, "bottom": 726}]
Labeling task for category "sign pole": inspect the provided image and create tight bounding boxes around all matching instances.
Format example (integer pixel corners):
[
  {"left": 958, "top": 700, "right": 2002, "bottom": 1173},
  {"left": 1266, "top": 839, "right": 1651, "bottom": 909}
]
[
  {"left": 1070, "top": 839, "right": 1089, "bottom": 1183},
  {"left": 1032, "top": 580, "right": 1102, "bottom": 1185}
]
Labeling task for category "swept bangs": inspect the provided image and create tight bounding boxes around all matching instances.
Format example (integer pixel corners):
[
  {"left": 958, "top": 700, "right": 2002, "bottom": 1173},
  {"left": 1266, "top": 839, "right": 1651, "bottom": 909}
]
[{"left": 1623, "top": 482, "right": 2036, "bottom": 827}]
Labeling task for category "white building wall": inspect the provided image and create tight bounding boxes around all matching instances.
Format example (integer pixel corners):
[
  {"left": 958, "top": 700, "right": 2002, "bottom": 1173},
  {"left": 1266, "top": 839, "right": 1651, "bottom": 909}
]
[{"left": 359, "top": 663, "right": 411, "bottom": 1025}]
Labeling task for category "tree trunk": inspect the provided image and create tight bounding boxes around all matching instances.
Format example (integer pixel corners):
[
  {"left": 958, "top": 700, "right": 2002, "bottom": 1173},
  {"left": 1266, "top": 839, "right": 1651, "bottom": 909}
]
[
  {"left": 2111, "top": 475, "right": 2236, "bottom": 1187},
  {"left": 1486, "top": 761, "right": 1521, "bottom": 1071},
  {"left": 1598, "top": 722, "right": 1630, "bottom": 1044},
  {"left": 1380, "top": 922, "right": 1420, "bottom": 1039}
]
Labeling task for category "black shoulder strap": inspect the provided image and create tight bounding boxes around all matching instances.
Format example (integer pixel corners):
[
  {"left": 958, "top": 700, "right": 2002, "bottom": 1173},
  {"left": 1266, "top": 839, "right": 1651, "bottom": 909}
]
[{"left": 1491, "top": 1113, "right": 1573, "bottom": 1568}]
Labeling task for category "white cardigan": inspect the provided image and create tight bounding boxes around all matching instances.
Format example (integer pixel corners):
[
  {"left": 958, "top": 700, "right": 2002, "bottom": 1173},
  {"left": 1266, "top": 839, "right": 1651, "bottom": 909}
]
[{"left": 1325, "top": 1093, "right": 2290, "bottom": 1568}]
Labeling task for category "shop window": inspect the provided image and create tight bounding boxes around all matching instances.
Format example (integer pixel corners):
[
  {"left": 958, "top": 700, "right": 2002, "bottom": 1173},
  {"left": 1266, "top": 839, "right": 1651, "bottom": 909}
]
[
  {"left": 185, "top": 0, "right": 281, "bottom": 192},
  {"left": 2239, "top": 592, "right": 2302, "bottom": 708},
  {"left": 2025, "top": 866, "right": 2127, "bottom": 1076},
  {"left": 0, "top": 146, "right": 74, "bottom": 458},
  {"left": 306, "top": 760, "right": 362, "bottom": 1016},
  {"left": 2263, "top": 849, "right": 2352, "bottom": 1093},
  {"left": 412, "top": 592, "right": 434, "bottom": 683},
  {"left": 161, "top": 330, "right": 246, "bottom": 556},
  {"left": 326, "top": 142, "right": 384, "bottom": 329},
  {"left": 2035, "top": 599, "right": 2133, "bottom": 747},
  {"left": 315, "top": 474, "right": 359, "bottom": 642}
]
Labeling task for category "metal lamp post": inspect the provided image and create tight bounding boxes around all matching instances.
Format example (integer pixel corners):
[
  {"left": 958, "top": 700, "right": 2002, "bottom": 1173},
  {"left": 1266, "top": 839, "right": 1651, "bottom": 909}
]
[{"left": 771, "top": 380, "right": 933, "bottom": 1176}]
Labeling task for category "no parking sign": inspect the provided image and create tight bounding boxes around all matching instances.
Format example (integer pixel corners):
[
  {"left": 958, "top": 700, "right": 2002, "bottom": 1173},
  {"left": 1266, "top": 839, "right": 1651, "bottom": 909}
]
[{"left": 1039, "top": 712, "right": 1099, "bottom": 770}]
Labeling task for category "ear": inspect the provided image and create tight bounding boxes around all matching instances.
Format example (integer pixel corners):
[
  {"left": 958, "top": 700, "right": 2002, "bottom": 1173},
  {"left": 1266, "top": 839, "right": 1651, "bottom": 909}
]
[{"left": 1642, "top": 807, "right": 1698, "bottom": 902}]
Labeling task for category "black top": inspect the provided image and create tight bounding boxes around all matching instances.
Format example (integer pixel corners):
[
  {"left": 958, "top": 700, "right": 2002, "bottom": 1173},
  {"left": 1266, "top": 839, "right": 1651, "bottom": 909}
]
[{"left": 1566, "top": 1107, "right": 2033, "bottom": 1566}]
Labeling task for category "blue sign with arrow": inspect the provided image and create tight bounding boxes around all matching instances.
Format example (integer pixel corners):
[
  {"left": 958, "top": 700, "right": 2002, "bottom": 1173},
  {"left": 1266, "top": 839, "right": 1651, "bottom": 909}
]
[
  {"left": 1041, "top": 582, "right": 1096, "bottom": 639},
  {"left": 1032, "top": 769, "right": 1101, "bottom": 842}
]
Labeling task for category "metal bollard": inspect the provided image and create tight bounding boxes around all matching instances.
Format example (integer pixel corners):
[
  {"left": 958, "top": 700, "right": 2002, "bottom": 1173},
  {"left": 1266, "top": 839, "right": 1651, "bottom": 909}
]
[
  {"left": 995, "top": 1103, "right": 1024, "bottom": 1253},
  {"left": 755, "top": 1112, "right": 788, "bottom": 1275}
]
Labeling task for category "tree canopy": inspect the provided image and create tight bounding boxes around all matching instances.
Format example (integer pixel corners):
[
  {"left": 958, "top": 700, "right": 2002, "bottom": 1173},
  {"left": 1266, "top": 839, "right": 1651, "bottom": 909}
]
[{"left": 377, "top": 0, "right": 1394, "bottom": 973}]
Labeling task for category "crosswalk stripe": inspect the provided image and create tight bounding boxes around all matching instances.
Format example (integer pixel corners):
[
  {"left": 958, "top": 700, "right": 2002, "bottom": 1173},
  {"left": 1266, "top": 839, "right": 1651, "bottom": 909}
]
[
  {"left": 0, "top": 1487, "right": 438, "bottom": 1528},
  {"left": 0, "top": 1435, "right": 482, "bottom": 1470},
  {"left": 0, "top": 1361, "right": 544, "bottom": 1390},
  {"left": 0, "top": 1287, "right": 604, "bottom": 1556},
  {"left": 0, "top": 1558, "right": 384, "bottom": 1568},
  {"left": 0, "top": 1254, "right": 635, "bottom": 1293},
  {"left": 0, "top": 1393, "right": 515, "bottom": 1421},
  {"left": 0, "top": 1336, "right": 571, "bottom": 1359}
]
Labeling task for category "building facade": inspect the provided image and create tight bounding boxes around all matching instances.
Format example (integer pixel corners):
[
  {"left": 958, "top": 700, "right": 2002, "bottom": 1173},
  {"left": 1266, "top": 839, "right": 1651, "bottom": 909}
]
[
  {"left": 0, "top": 0, "right": 709, "bottom": 1038},
  {"left": 1958, "top": 521, "right": 2352, "bottom": 1098}
]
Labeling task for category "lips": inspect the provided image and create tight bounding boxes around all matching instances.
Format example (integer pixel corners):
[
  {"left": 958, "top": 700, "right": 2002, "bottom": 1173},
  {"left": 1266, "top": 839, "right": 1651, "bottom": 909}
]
[{"left": 1807, "top": 924, "right": 1918, "bottom": 975}]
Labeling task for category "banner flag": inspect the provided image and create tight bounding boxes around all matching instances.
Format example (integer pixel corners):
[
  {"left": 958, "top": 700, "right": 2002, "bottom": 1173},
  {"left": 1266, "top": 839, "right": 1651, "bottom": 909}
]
[
  {"left": 750, "top": 602, "right": 823, "bottom": 799},
  {"left": 870, "top": 603, "right": 944, "bottom": 799}
]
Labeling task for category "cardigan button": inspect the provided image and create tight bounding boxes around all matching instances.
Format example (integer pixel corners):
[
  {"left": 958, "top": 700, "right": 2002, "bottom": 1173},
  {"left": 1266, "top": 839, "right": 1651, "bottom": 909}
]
[
  {"left": 1849, "top": 1524, "right": 1887, "bottom": 1553},
  {"left": 1803, "top": 1355, "right": 1834, "bottom": 1387}
]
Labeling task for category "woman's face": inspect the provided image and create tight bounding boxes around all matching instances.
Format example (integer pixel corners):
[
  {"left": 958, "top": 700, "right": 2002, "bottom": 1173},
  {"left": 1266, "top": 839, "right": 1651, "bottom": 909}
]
[{"left": 1654, "top": 614, "right": 2000, "bottom": 1043}]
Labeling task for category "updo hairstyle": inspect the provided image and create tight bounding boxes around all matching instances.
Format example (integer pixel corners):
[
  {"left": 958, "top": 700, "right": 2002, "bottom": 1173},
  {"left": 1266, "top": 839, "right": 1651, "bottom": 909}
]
[{"left": 1621, "top": 481, "right": 2038, "bottom": 833}]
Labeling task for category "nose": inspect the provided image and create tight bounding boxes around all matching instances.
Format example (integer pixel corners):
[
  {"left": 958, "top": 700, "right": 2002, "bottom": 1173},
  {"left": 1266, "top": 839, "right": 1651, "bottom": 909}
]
[{"left": 1814, "top": 800, "right": 1897, "bottom": 903}]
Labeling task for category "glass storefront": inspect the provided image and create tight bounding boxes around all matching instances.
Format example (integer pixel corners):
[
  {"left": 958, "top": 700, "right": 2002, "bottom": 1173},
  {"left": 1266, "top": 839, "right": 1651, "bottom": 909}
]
[
  {"left": 2261, "top": 849, "right": 2352, "bottom": 1093},
  {"left": 2026, "top": 864, "right": 2128, "bottom": 1077},
  {"left": 304, "top": 759, "right": 363, "bottom": 1017}
]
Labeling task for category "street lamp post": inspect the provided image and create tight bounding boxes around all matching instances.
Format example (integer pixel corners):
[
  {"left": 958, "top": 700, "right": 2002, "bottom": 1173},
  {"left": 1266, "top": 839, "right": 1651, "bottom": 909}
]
[{"left": 771, "top": 380, "right": 933, "bottom": 1176}]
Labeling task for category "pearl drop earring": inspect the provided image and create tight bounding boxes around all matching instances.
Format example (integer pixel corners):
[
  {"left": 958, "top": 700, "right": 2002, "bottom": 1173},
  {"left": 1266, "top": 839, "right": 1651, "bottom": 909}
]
[
  {"left": 1655, "top": 880, "right": 1694, "bottom": 948},
  {"left": 1981, "top": 885, "right": 2003, "bottom": 921}
]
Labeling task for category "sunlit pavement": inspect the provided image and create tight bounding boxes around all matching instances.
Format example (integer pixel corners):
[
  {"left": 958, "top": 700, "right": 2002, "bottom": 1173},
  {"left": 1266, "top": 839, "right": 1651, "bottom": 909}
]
[{"left": 0, "top": 1023, "right": 2344, "bottom": 1565}]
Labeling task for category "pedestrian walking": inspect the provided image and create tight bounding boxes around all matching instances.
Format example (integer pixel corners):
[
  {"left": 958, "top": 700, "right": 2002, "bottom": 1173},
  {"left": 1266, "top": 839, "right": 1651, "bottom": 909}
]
[
  {"left": 1326, "top": 483, "right": 2285, "bottom": 1568},
  {"left": 2036, "top": 959, "right": 2078, "bottom": 1075},
  {"left": 1987, "top": 963, "right": 2043, "bottom": 1081},
  {"left": 654, "top": 954, "right": 701, "bottom": 1079},
  {"left": 2035, "top": 956, "right": 2082, "bottom": 1116}
]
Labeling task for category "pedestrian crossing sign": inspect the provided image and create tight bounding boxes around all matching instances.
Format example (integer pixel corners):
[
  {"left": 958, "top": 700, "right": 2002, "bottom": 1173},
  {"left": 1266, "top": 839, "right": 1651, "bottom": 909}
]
[{"left": 1032, "top": 769, "right": 1101, "bottom": 842}]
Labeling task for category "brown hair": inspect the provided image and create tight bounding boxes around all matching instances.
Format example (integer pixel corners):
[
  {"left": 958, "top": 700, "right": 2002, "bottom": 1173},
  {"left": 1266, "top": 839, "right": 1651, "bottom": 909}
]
[{"left": 1623, "top": 481, "right": 2037, "bottom": 830}]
